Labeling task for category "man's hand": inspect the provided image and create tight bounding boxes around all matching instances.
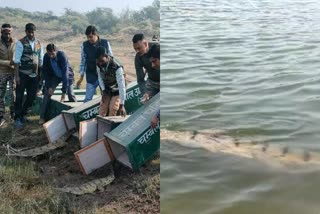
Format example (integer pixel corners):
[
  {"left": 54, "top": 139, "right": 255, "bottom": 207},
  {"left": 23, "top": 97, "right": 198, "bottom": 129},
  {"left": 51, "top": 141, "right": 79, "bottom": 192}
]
[
  {"left": 140, "top": 93, "right": 150, "bottom": 104},
  {"left": 143, "top": 93, "right": 150, "bottom": 101},
  {"left": 118, "top": 104, "right": 126, "bottom": 117},
  {"left": 60, "top": 93, "right": 66, "bottom": 102},
  {"left": 48, "top": 88, "right": 54, "bottom": 96},
  {"left": 151, "top": 115, "right": 159, "bottom": 128},
  {"left": 76, "top": 75, "right": 84, "bottom": 88}
]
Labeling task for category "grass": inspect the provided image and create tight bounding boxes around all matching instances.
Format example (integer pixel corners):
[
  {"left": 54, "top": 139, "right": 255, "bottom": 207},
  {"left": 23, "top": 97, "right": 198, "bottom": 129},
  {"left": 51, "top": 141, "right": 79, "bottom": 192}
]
[
  {"left": 0, "top": 123, "right": 72, "bottom": 213},
  {"left": 0, "top": 157, "right": 70, "bottom": 213},
  {"left": 0, "top": 143, "right": 101, "bottom": 213},
  {"left": 133, "top": 174, "right": 160, "bottom": 201}
]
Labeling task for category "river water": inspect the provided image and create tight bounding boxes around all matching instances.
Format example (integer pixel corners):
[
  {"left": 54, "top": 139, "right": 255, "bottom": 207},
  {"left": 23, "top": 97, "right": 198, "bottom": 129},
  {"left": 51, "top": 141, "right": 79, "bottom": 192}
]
[{"left": 160, "top": 0, "right": 320, "bottom": 213}]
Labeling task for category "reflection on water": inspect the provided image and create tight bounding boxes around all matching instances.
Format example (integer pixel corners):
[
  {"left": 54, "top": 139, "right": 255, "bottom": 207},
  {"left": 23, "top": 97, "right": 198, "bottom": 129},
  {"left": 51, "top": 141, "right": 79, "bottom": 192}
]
[{"left": 161, "top": 0, "right": 320, "bottom": 213}]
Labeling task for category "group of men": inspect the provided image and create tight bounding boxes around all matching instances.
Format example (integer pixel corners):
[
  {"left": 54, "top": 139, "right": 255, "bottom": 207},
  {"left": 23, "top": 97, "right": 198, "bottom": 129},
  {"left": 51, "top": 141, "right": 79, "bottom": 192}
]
[
  {"left": 0, "top": 23, "right": 160, "bottom": 129},
  {"left": 0, "top": 23, "right": 44, "bottom": 129},
  {"left": 75, "top": 26, "right": 160, "bottom": 125}
]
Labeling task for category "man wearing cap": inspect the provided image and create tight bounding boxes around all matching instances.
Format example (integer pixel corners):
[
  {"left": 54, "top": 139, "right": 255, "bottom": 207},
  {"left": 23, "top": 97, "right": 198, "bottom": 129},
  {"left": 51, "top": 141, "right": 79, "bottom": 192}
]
[
  {"left": 76, "top": 25, "right": 113, "bottom": 102},
  {"left": 95, "top": 46, "right": 126, "bottom": 117},
  {"left": 0, "top": 23, "right": 15, "bottom": 127},
  {"left": 14, "top": 23, "right": 44, "bottom": 129},
  {"left": 132, "top": 33, "right": 160, "bottom": 101}
]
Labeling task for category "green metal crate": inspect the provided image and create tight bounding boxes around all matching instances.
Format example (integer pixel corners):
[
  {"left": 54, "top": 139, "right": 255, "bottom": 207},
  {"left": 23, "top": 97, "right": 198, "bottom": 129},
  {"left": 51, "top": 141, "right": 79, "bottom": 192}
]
[
  {"left": 125, "top": 81, "right": 144, "bottom": 115},
  {"left": 31, "top": 95, "right": 73, "bottom": 119},
  {"left": 62, "top": 96, "right": 101, "bottom": 131},
  {"left": 62, "top": 82, "right": 144, "bottom": 131},
  {"left": 96, "top": 115, "right": 130, "bottom": 139},
  {"left": 31, "top": 96, "right": 78, "bottom": 120},
  {"left": 104, "top": 93, "right": 160, "bottom": 171},
  {"left": 30, "top": 82, "right": 143, "bottom": 129}
]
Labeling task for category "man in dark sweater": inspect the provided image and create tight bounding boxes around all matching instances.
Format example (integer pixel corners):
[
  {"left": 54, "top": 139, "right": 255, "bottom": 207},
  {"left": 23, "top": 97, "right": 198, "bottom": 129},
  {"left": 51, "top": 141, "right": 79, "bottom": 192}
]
[
  {"left": 147, "top": 44, "right": 160, "bottom": 128},
  {"left": 96, "top": 46, "right": 126, "bottom": 117},
  {"left": 39, "top": 44, "right": 76, "bottom": 125},
  {"left": 76, "top": 25, "right": 113, "bottom": 102},
  {"left": 132, "top": 33, "right": 160, "bottom": 101}
]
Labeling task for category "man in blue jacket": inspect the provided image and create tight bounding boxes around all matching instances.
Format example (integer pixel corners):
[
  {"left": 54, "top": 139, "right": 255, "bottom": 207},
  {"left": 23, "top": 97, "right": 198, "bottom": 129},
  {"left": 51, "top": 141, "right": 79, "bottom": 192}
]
[
  {"left": 39, "top": 43, "right": 76, "bottom": 125},
  {"left": 76, "top": 25, "right": 113, "bottom": 102}
]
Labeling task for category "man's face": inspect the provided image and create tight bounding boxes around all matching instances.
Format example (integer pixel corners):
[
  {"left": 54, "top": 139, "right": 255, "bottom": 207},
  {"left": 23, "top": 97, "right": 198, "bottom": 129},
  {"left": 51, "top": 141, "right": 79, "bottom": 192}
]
[
  {"left": 1, "top": 31, "right": 12, "bottom": 42},
  {"left": 26, "top": 30, "right": 35, "bottom": 40},
  {"left": 87, "top": 33, "right": 98, "bottom": 44},
  {"left": 150, "top": 57, "right": 160, "bottom": 69},
  {"left": 97, "top": 55, "right": 110, "bottom": 67},
  {"left": 133, "top": 40, "right": 148, "bottom": 56},
  {"left": 47, "top": 50, "right": 56, "bottom": 59}
]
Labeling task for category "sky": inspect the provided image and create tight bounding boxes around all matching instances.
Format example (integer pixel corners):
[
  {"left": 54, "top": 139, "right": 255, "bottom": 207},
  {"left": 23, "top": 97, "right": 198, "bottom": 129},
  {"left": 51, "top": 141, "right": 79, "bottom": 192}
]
[{"left": 0, "top": 0, "right": 155, "bottom": 15}]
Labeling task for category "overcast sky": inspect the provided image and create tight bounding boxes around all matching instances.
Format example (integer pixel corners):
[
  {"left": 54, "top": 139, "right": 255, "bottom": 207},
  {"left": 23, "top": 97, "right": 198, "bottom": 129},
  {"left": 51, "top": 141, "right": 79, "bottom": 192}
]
[{"left": 0, "top": 0, "right": 155, "bottom": 15}]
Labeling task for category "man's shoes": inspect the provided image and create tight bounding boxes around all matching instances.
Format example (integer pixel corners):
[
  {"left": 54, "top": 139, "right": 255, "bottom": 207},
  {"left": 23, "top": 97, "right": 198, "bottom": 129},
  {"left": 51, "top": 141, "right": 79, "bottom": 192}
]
[
  {"left": 39, "top": 118, "right": 46, "bottom": 125},
  {"left": 14, "top": 119, "right": 23, "bottom": 129},
  {"left": 0, "top": 118, "right": 5, "bottom": 127}
]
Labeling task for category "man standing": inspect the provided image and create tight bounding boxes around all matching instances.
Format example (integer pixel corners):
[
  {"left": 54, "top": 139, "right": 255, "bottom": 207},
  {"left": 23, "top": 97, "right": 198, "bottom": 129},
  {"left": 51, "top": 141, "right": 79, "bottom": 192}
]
[
  {"left": 95, "top": 46, "right": 126, "bottom": 117},
  {"left": 132, "top": 33, "right": 160, "bottom": 100},
  {"left": 14, "top": 23, "right": 44, "bottom": 129},
  {"left": 76, "top": 25, "right": 113, "bottom": 102},
  {"left": 0, "top": 24, "right": 15, "bottom": 127},
  {"left": 39, "top": 44, "right": 76, "bottom": 125}
]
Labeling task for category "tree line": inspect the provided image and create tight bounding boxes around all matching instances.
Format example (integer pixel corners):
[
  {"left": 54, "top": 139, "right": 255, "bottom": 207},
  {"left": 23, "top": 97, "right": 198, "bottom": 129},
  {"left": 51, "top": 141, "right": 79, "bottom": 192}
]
[{"left": 0, "top": 0, "right": 159, "bottom": 36}]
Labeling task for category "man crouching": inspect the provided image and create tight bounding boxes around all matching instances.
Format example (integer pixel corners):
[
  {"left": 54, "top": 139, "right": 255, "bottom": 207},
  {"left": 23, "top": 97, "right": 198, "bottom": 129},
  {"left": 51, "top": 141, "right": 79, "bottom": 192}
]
[
  {"left": 95, "top": 46, "right": 126, "bottom": 117},
  {"left": 39, "top": 44, "right": 76, "bottom": 125}
]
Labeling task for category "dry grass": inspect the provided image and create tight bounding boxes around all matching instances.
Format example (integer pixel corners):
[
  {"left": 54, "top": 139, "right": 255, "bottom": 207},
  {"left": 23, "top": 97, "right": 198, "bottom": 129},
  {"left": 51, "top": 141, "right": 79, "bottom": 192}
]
[
  {"left": 0, "top": 112, "right": 159, "bottom": 213},
  {"left": 133, "top": 174, "right": 160, "bottom": 201},
  {"left": 0, "top": 155, "right": 72, "bottom": 213}
]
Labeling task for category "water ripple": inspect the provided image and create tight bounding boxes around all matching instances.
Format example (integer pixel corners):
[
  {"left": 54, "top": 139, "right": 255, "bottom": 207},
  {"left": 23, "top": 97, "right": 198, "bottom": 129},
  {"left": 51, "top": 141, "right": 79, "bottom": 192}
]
[{"left": 161, "top": 0, "right": 320, "bottom": 213}]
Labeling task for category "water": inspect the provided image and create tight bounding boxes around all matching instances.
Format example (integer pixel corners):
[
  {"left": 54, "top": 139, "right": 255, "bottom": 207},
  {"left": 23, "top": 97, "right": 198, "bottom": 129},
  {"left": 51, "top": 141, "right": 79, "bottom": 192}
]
[{"left": 160, "top": 0, "right": 320, "bottom": 213}]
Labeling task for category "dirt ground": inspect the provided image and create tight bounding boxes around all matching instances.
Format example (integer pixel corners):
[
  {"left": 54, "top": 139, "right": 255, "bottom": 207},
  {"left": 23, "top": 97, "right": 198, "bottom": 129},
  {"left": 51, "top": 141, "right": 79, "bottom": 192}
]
[
  {"left": 0, "top": 34, "right": 160, "bottom": 213},
  {"left": 0, "top": 118, "right": 159, "bottom": 213}
]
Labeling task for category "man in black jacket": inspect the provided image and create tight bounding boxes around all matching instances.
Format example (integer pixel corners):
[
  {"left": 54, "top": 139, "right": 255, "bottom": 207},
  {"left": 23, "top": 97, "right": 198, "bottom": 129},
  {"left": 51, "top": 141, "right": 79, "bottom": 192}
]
[
  {"left": 132, "top": 33, "right": 160, "bottom": 101},
  {"left": 39, "top": 44, "right": 76, "bottom": 125},
  {"left": 76, "top": 26, "right": 113, "bottom": 102},
  {"left": 147, "top": 44, "right": 160, "bottom": 128}
]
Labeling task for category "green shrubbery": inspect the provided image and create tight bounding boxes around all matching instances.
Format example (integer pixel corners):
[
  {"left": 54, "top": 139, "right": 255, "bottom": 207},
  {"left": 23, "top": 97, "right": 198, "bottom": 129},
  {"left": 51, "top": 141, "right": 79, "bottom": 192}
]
[{"left": 0, "top": 0, "right": 159, "bottom": 37}]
